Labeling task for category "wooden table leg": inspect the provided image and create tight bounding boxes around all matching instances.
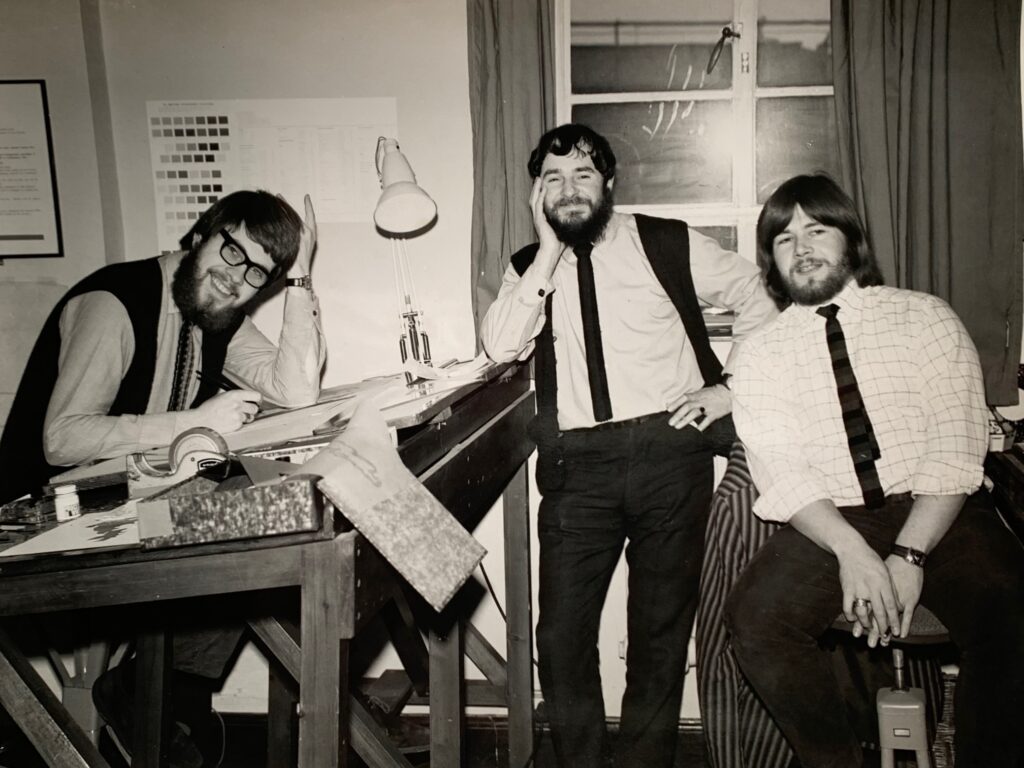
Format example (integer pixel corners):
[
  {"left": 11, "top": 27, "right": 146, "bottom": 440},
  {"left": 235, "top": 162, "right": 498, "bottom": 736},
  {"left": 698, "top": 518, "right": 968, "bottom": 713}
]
[
  {"left": 133, "top": 627, "right": 170, "bottom": 768},
  {"left": 299, "top": 544, "right": 347, "bottom": 768},
  {"left": 429, "top": 620, "right": 463, "bottom": 768},
  {"left": 268, "top": 658, "right": 297, "bottom": 766},
  {"left": 503, "top": 462, "right": 534, "bottom": 768},
  {"left": 0, "top": 625, "right": 109, "bottom": 767}
]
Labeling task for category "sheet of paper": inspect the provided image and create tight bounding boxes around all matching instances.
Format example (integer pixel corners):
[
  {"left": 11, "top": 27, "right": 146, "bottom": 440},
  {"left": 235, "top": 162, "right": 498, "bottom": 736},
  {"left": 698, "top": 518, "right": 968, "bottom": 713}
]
[
  {"left": 223, "top": 397, "right": 357, "bottom": 452},
  {"left": 0, "top": 502, "right": 139, "bottom": 558},
  {"left": 146, "top": 97, "right": 397, "bottom": 252}
]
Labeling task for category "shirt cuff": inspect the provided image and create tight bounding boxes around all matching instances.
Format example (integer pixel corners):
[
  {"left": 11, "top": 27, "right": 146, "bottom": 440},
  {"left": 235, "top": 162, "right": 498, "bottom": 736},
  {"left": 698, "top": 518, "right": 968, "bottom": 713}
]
[
  {"left": 911, "top": 459, "right": 985, "bottom": 497},
  {"left": 752, "top": 471, "right": 833, "bottom": 523},
  {"left": 516, "top": 268, "right": 554, "bottom": 305}
]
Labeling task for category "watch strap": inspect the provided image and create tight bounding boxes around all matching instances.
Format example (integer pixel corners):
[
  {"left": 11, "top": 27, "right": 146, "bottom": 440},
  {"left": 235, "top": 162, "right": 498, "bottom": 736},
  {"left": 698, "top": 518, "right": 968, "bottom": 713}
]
[
  {"left": 891, "top": 544, "right": 927, "bottom": 567},
  {"left": 286, "top": 275, "right": 313, "bottom": 291}
]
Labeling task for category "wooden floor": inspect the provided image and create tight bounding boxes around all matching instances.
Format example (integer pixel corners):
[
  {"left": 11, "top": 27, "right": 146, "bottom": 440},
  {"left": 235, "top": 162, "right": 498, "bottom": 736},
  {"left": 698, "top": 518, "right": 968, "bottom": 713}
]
[{"left": 0, "top": 711, "right": 712, "bottom": 768}]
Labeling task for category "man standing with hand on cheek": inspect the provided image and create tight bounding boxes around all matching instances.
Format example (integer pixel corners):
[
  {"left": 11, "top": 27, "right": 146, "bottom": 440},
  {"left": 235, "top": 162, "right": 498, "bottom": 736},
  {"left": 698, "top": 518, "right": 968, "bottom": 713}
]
[
  {"left": 481, "top": 123, "right": 775, "bottom": 768},
  {"left": 0, "top": 189, "right": 324, "bottom": 504}
]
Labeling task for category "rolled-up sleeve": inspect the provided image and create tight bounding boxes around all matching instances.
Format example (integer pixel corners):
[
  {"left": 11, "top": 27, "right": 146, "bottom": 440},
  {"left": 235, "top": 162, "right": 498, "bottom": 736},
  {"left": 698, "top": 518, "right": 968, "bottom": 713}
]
[{"left": 910, "top": 299, "right": 987, "bottom": 496}]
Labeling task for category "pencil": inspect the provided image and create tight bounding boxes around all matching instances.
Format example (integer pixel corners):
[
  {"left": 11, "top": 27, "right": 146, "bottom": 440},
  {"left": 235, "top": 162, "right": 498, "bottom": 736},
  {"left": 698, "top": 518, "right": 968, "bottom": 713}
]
[{"left": 196, "top": 371, "right": 241, "bottom": 392}]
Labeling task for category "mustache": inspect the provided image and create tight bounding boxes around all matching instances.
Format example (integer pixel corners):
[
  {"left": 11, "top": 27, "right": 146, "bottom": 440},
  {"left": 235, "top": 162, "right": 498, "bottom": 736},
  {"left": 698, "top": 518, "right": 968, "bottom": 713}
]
[{"left": 551, "top": 195, "right": 592, "bottom": 208}]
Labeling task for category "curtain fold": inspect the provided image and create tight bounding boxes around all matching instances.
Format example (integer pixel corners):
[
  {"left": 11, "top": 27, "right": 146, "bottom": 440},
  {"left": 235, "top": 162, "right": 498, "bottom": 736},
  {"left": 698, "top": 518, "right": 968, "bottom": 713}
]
[
  {"left": 466, "top": 0, "right": 555, "bottom": 338},
  {"left": 832, "top": 0, "right": 1023, "bottom": 404}
]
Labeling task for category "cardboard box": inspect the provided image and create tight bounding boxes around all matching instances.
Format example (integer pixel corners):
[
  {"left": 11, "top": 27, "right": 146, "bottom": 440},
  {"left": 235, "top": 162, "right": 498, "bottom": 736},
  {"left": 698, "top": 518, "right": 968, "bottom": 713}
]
[{"left": 137, "top": 474, "right": 325, "bottom": 549}]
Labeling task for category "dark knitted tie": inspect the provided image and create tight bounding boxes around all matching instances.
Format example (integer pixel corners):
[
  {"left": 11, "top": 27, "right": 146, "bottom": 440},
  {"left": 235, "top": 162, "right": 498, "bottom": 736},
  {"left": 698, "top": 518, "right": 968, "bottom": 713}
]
[
  {"left": 575, "top": 243, "right": 612, "bottom": 422},
  {"left": 168, "top": 321, "right": 195, "bottom": 412},
  {"left": 817, "top": 304, "right": 884, "bottom": 509}
]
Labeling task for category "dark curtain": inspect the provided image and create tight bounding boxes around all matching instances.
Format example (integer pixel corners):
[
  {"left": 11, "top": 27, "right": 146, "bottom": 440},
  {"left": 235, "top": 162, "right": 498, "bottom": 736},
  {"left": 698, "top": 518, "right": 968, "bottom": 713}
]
[
  {"left": 831, "top": 0, "right": 1023, "bottom": 404},
  {"left": 466, "top": 0, "right": 555, "bottom": 336}
]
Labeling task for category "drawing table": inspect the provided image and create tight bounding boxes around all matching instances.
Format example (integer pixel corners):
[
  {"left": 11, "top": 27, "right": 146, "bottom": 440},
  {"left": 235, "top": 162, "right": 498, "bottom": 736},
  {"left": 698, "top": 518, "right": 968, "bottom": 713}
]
[{"left": 0, "top": 365, "right": 536, "bottom": 767}]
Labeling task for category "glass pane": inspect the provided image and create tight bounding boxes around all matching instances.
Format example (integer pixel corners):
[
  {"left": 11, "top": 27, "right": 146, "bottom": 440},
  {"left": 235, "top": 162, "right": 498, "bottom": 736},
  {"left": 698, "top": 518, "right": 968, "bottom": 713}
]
[
  {"left": 692, "top": 225, "right": 737, "bottom": 253},
  {"left": 755, "top": 96, "right": 840, "bottom": 202},
  {"left": 573, "top": 101, "right": 734, "bottom": 205},
  {"left": 571, "top": 0, "right": 734, "bottom": 93},
  {"left": 756, "top": 0, "right": 832, "bottom": 87}
]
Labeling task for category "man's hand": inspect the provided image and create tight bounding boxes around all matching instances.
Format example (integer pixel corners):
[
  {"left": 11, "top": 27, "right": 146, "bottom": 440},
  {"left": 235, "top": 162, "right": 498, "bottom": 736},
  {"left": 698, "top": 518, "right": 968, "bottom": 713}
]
[
  {"left": 288, "top": 194, "right": 317, "bottom": 279},
  {"left": 837, "top": 539, "right": 902, "bottom": 648},
  {"left": 530, "top": 178, "right": 566, "bottom": 270},
  {"left": 667, "top": 383, "right": 731, "bottom": 431},
  {"left": 885, "top": 555, "right": 924, "bottom": 638},
  {"left": 193, "top": 390, "right": 262, "bottom": 434}
]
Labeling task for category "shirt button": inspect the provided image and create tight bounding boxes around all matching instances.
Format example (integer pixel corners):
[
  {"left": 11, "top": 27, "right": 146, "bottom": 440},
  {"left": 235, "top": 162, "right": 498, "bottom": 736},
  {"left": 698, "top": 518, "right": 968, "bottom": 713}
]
[{"left": 538, "top": 288, "right": 546, "bottom": 298}]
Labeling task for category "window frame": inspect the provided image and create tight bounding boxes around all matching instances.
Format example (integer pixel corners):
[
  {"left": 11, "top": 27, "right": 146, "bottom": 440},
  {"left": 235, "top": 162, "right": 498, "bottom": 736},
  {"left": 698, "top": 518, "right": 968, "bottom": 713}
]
[{"left": 555, "top": 0, "right": 834, "bottom": 264}]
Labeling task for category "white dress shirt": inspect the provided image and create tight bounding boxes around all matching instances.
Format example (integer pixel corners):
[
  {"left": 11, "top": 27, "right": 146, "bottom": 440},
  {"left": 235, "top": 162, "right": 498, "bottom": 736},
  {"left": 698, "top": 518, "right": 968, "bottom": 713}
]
[
  {"left": 481, "top": 213, "right": 777, "bottom": 430},
  {"left": 732, "top": 281, "right": 987, "bottom": 523}
]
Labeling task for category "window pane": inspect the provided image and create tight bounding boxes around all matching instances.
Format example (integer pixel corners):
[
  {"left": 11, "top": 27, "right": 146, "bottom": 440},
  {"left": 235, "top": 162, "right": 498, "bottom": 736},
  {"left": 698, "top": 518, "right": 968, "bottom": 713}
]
[
  {"left": 692, "top": 225, "right": 737, "bottom": 253},
  {"left": 755, "top": 96, "right": 840, "bottom": 202},
  {"left": 756, "top": 0, "right": 832, "bottom": 87},
  {"left": 573, "top": 101, "right": 734, "bottom": 205},
  {"left": 571, "top": 0, "right": 734, "bottom": 93}
]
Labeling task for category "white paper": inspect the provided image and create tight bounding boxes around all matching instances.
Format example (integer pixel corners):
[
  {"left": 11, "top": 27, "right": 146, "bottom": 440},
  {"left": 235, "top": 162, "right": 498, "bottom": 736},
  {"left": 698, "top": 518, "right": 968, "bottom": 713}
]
[
  {"left": 0, "top": 502, "right": 139, "bottom": 558},
  {"left": 146, "top": 97, "right": 397, "bottom": 252},
  {"left": 0, "top": 82, "right": 61, "bottom": 257}
]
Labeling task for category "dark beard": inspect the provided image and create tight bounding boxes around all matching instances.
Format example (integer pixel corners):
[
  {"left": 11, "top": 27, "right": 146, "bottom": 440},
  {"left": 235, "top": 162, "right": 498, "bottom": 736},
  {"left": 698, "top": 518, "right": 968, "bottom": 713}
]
[
  {"left": 784, "top": 259, "right": 853, "bottom": 306},
  {"left": 545, "top": 190, "right": 615, "bottom": 249},
  {"left": 172, "top": 249, "right": 247, "bottom": 333}
]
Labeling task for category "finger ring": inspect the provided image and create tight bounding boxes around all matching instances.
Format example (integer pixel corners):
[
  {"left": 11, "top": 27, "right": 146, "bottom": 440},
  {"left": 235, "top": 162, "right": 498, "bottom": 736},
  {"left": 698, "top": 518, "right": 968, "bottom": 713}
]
[{"left": 853, "top": 597, "right": 870, "bottom": 609}]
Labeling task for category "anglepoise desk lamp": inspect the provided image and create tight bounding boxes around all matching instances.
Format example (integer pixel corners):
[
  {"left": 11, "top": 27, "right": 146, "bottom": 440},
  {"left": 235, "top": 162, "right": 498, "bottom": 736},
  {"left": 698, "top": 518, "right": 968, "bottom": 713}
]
[{"left": 373, "top": 136, "right": 438, "bottom": 384}]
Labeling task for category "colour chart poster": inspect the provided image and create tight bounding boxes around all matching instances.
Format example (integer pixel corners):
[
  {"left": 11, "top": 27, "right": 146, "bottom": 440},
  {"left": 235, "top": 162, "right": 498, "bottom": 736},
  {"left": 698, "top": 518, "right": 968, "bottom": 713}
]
[{"left": 146, "top": 98, "right": 397, "bottom": 253}]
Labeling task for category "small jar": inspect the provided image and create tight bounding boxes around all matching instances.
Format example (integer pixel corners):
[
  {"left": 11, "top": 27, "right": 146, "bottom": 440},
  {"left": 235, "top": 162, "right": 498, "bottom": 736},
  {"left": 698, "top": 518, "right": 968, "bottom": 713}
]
[{"left": 53, "top": 484, "right": 81, "bottom": 522}]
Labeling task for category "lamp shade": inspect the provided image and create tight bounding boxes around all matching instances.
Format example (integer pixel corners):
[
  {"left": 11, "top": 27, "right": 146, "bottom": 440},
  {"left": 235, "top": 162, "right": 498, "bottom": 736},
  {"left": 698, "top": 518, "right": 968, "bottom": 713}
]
[{"left": 374, "top": 138, "right": 437, "bottom": 234}]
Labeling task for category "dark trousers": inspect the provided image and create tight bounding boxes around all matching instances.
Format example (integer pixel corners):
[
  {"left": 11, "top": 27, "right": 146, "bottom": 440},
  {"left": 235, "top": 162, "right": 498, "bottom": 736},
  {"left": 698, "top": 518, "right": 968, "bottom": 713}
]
[
  {"left": 535, "top": 415, "right": 714, "bottom": 768},
  {"left": 725, "top": 491, "right": 1024, "bottom": 768}
]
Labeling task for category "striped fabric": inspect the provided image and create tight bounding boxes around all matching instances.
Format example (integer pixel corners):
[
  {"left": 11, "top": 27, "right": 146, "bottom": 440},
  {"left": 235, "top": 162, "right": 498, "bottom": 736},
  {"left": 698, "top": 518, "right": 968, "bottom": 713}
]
[
  {"left": 167, "top": 321, "right": 195, "bottom": 411},
  {"left": 696, "top": 442, "right": 944, "bottom": 768},
  {"left": 817, "top": 304, "right": 884, "bottom": 509}
]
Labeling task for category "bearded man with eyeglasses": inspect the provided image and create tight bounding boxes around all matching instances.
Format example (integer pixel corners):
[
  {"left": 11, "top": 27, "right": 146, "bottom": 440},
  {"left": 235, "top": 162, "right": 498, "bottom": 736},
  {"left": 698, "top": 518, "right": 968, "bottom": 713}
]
[
  {"left": 0, "top": 189, "right": 323, "bottom": 765},
  {"left": 1, "top": 189, "right": 322, "bottom": 504}
]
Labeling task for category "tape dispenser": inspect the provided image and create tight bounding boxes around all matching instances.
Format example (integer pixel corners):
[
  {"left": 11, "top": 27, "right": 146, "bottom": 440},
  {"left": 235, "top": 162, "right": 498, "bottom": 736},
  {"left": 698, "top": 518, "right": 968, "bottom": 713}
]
[{"left": 127, "top": 427, "right": 230, "bottom": 498}]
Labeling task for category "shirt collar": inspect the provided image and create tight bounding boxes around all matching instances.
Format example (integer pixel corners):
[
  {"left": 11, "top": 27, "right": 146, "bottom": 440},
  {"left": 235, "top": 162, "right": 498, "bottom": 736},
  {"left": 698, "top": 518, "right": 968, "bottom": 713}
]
[{"left": 783, "top": 279, "right": 862, "bottom": 325}]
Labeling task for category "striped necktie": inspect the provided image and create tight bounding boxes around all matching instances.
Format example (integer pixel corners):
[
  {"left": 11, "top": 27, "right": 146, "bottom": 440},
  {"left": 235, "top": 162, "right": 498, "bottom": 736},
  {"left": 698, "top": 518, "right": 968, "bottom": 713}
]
[
  {"left": 816, "top": 304, "right": 884, "bottom": 509},
  {"left": 168, "top": 321, "right": 195, "bottom": 412},
  {"left": 575, "top": 242, "right": 613, "bottom": 422}
]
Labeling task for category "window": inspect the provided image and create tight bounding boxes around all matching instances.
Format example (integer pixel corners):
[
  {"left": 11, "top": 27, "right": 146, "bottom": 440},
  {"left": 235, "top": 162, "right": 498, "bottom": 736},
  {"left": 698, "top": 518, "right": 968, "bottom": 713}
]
[{"left": 556, "top": 0, "right": 838, "bottom": 268}]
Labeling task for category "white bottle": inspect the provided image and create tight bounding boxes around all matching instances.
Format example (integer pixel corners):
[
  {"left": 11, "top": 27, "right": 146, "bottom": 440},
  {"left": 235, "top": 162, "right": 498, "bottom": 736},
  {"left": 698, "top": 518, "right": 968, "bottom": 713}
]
[{"left": 53, "top": 484, "right": 81, "bottom": 522}]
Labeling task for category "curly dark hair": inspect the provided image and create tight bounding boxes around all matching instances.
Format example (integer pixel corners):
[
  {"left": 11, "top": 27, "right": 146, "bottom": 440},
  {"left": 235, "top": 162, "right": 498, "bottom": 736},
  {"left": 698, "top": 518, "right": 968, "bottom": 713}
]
[{"left": 527, "top": 124, "right": 616, "bottom": 181}]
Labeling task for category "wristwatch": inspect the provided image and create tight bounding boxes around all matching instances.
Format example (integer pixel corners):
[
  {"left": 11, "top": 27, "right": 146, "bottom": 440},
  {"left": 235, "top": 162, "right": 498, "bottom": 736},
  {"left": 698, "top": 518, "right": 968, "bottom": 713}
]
[
  {"left": 891, "top": 544, "right": 927, "bottom": 567},
  {"left": 285, "top": 275, "right": 313, "bottom": 291}
]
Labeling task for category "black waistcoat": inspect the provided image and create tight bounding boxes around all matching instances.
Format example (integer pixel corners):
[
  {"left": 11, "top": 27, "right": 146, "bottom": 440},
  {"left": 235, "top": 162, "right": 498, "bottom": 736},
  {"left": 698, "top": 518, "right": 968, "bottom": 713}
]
[
  {"left": 509, "top": 214, "right": 724, "bottom": 438},
  {"left": 0, "top": 257, "right": 239, "bottom": 503}
]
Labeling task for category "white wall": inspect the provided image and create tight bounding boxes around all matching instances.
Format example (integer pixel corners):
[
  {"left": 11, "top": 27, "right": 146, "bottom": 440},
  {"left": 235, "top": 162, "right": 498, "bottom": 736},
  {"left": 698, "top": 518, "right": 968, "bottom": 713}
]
[{"left": 97, "top": 0, "right": 477, "bottom": 385}]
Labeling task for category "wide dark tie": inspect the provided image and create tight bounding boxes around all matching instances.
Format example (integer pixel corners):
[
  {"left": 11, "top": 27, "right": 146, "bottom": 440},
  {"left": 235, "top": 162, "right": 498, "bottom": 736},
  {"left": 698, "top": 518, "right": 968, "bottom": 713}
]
[
  {"left": 168, "top": 321, "right": 195, "bottom": 412},
  {"left": 817, "top": 304, "right": 884, "bottom": 509},
  {"left": 575, "top": 243, "right": 613, "bottom": 422}
]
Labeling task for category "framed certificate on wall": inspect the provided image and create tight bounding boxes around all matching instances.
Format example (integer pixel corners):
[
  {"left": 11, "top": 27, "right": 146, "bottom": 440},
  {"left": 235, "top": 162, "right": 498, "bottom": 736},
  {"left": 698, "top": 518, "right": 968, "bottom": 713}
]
[{"left": 0, "top": 80, "right": 63, "bottom": 258}]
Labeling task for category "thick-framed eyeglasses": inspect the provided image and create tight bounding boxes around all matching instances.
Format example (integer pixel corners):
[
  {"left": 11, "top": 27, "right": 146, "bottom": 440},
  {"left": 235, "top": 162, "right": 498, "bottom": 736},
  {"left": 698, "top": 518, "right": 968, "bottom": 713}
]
[{"left": 219, "top": 229, "right": 272, "bottom": 289}]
